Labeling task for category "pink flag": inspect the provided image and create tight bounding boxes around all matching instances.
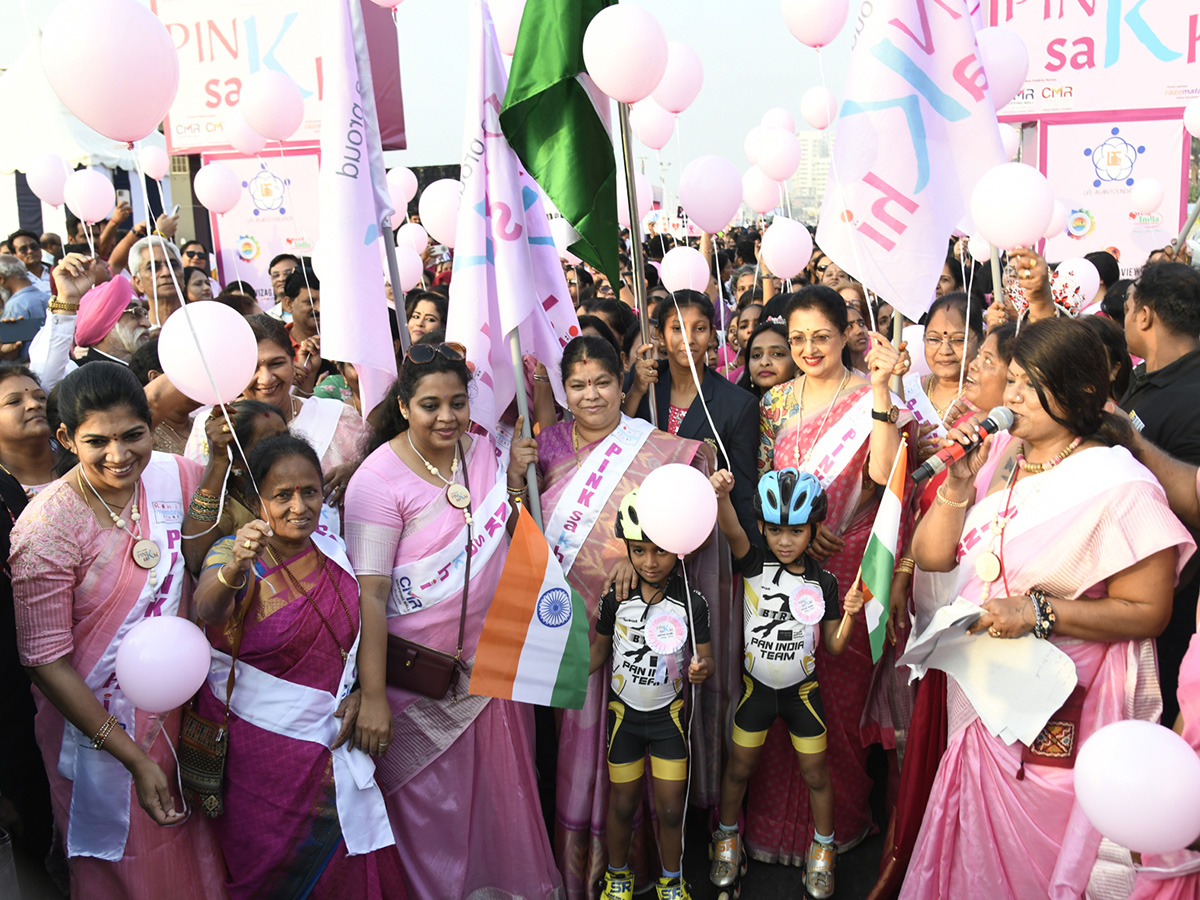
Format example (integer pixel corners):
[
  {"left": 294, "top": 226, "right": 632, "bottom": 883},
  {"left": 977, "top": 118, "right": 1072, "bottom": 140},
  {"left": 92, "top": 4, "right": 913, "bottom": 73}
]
[
  {"left": 317, "top": 0, "right": 398, "bottom": 418},
  {"left": 816, "top": 0, "right": 1005, "bottom": 322},
  {"left": 446, "top": 0, "right": 580, "bottom": 439}
]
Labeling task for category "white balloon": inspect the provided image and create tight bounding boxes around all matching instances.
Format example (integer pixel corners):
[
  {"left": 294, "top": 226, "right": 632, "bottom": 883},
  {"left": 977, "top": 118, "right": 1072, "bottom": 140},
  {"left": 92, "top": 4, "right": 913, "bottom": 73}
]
[
  {"left": 659, "top": 246, "right": 710, "bottom": 293},
  {"left": 139, "top": 145, "right": 169, "bottom": 181},
  {"left": 970, "top": 163, "right": 1054, "bottom": 251},
  {"left": 1186, "top": 98, "right": 1200, "bottom": 139},
  {"left": 581, "top": 5, "right": 668, "bottom": 104},
  {"left": 800, "top": 87, "right": 838, "bottom": 130},
  {"left": 492, "top": 0, "right": 526, "bottom": 56},
  {"left": 977, "top": 27, "right": 1030, "bottom": 109},
  {"left": 967, "top": 234, "right": 991, "bottom": 263},
  {"left": 651, "top": 41, "right": 703, "bottom": 114},
  {"left": 761, "top": 107, "right": 795, "bottom": 132},
  {"left": 781, "top": 0, "right": 849, "bottom": 48},
  {"left": 759, "top": 217, "right": 813, "bottom": 280},
  {"left": 418, "top": 179, "right": 461, "bottom": 248},
  {"left": 617, "top": 171, "right": 653, "bottom": 230},
  {"left": 1130, "top": 178, "right": 1164, "bottom": 214},
  {"left": 743, "top": 125, "right": 771, "bottom": 165},
  {"left": 743, "top": 167, "right": 782, "bottom": 215},
  {"left": 629, "top": 98, "right": 675, "bottom": 150},
  {"left": 999, "top": 124, "right": 1020, "bottom": 160},
  {"left": 394, "top": 244, "right": 425, "bottom": 292},
  {"left": 755, "top": 127, "right": 802, "bottom": 181},
  {"left": 396, "top": 222, "right": 429, "bottom": 254},
  {"left": 1052, "top": 258, "right": 1101, "bottom": 316},
  {"left": 1043, "top": 201, "right": 1068, "bottom": 239}
]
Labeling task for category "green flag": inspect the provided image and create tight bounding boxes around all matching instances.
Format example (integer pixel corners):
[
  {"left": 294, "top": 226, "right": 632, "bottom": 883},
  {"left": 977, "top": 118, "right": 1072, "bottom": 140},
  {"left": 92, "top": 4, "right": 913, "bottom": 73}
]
[{"left": 499, "top": 0, "right": 620, "bottom": 285}]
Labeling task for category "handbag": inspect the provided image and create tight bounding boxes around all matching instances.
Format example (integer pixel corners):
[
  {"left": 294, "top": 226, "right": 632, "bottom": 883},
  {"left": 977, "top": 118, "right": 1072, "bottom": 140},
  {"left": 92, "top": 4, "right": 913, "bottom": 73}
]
[
  {"left": 178, "top": 587, "right": 251, "bottom": 817},
  {"left": 1018, "top": 666, "right": 1098, "bottom": 777},
  {"left": 385, "top": 441, "right": 474, "bottom": 700}
]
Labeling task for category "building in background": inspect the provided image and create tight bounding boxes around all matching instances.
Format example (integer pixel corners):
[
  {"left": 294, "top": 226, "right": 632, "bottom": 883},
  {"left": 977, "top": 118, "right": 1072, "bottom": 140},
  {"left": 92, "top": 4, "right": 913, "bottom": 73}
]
[{"left": 788, "top": 131, "right": 831, "bottom": 226}]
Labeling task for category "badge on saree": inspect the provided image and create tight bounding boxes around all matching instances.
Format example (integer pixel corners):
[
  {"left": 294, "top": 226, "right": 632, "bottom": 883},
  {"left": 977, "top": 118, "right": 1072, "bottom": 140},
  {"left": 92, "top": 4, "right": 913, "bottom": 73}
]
[
  {"left": 446, "top": 483, "right": 471, "bottom": 509},
  {"left": 976, "top": 550, "right": 1001, "bottom": 583},
  {"left": 789, "top": 583, "right": 826, "bottom": 625},
  {"left": 645, "top": 609, "right": 688, "bottom": 656},
  {"left": 132, "top": 539, "right": 161, "bottom": 570}
]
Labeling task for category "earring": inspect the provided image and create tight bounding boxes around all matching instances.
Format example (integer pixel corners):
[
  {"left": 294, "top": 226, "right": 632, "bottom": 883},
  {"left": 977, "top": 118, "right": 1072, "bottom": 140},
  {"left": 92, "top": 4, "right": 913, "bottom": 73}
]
[{"left": 621, "top": 392, "right": 626, "bottom": 401}]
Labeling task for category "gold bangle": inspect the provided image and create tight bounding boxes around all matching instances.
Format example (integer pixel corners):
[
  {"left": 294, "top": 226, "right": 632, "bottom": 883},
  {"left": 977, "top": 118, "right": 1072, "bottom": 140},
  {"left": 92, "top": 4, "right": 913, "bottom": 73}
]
[
  {"left": 217, "top": 565, "right": 248, "bottom": 592},
  {"left": 48, "top": 301, "right": 80, "bottom": 314},
  {"left": 935, "top": 484, "right": 970, "bottom": 508},
  {"left": 895, "top": 558, "right": 916, "bottom": 575},
  {"left": 91, "top": 714, "right": 119, "bottom": 750}
]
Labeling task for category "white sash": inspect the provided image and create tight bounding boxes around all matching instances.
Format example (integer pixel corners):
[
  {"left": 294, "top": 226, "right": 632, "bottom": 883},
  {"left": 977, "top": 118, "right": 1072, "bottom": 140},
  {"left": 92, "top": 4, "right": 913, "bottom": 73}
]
[
  {"left": 800, "top": 391, "right": 878, "bottom": 489},
  {"left": 205, "top": 529, "right": 394, "bottom": 856},
  {"left": 291, "top": 396, "right": 344, "bottom": 462},
  {"left": 543, "top": 416, "right": 655, "bottom": 575},
  {"left": 901, "top": 373, "right": 947, "bottom": 438},
  {"left": 58, "top": 453, "right": 189, "bottom": 860},
  {"left": 387, "top": 454, "right": 510, "bottom": 616}
]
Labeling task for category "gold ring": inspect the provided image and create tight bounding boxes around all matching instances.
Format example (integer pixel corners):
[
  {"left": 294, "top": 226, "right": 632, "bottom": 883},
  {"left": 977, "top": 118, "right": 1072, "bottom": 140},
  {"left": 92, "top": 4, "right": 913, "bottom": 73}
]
[
  {"left": 244, "top": 540, "right": 254, "bottom": 550},
  {"left": 989, "top": 627, "right": 1001, "bottom": 637}
]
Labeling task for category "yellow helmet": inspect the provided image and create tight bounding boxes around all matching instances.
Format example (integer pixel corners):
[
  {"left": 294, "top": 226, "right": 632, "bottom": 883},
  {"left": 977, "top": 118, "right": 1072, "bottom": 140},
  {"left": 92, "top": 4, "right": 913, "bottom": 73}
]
[{"left": 615, "top": 490, "right": 644, "bottom": 541}]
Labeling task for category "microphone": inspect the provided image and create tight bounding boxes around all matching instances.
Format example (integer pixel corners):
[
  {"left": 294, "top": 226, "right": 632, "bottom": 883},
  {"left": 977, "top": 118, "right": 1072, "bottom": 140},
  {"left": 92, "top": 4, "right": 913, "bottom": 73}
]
[{"left": 911, "top": 407, "right": 1014, "bottom": 484}]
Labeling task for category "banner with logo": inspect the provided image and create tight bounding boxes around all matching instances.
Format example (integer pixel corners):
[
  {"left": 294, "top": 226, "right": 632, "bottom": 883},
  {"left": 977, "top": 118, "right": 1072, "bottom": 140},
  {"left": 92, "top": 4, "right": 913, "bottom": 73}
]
[
  {"left": 989, "top": 0, "right": 1197, "bottom": 118},
  {"left": 204, "top": 149, "right": 322, "bottom": 303},
  {"left": 150, "top": 0, "right": 404, "bottom": 155},
  {"left": 1041, "top": 115, "right": 1188, "bottom": 275}
]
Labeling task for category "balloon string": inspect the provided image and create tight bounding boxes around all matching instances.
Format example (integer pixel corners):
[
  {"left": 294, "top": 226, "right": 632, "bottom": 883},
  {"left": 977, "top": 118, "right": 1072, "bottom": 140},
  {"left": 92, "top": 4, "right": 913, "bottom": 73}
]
[
  {"left": 130, "top": 148, "right": 163, "bottom": 329},
  {"left": 83, "top": 221, "right": 96, "bottom": 259},
  {"left": 669, "top": 291, "right": 730, "bottom": 471},
  {"left": 274, "top": 141, "right": 319, "bottom": 339}
]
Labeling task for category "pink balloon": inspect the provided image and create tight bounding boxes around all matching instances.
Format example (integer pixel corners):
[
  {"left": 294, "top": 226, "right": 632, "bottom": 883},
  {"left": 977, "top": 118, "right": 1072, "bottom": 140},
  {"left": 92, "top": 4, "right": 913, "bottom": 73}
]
[
  {"left": 800, "top": 87, "right": 838, "bottom": 130},
  {"left": 63, "top": 169, "right": 115, "bottom": 224},
  {"left": 418, "top": 179, "right": 462, "bottom": 248},
  {"left": 1131, "top": 178, "right": 1164, "bottom": 214},
  {"left": 394, "top": 245, "right": 425, "bottom": 292},
  {"left": 743, "top": 125, "right": 771, "bottom": 165},
  {"left": 1051, "top": 258, "right": 1101, "bottom": 316},
  {"left": 42, "top": 0, "right": 179, "bottom": 142},
  {"left": 396, "top": 222, "right": 429, "bottom": 254},
  {"left": 239, "top": 70, "right": 304, "bottom": 142},
  {"left": 114, "top": 617, "right": 211, "bottom": 714},
  {"left": 781, "top": 0, "right": 849, "bottom": 48},
  {"left": 159, "top": 301, "right": 258, "bottom": 405},
  {"left": 679, "top": 156, "right": 741, "bottom": 234},
  {"left": 618, "top": 172, "right": 653, "bottom": 230},
  {"left": 581, "top": 5, "right": 668, "bottom": 104},
  {"left": 629, "top": 98, "right": 675, "bottom": 150},
  {"left": 659, "top": 246, "right": 710, "bottom": 293},
  {"left": 1043, "top": 200, "right": 1068, "bottom": 239},
  {"left": 367, "top": 0, "right": 405, "bottom": 7},
  {"left": 760, "top": 217, "right": 814, "bottom": 280},
  {"left": 970, "top": 163, "right": 1053, "bottom": 251},
  {"left": 977, "top": 27, "right": 1030, "bottom": 110},
  {"left": 492, "top": 0, "right": 526, "bottom": 55},
  {"left": 756, "top": 127, "right": 802, "bottom": 181},
  {"left": 743, "top": 167, "right": 782, "bottom": 215},
  {"left": 26, "top": 153, "right": 69, "bottom": 207},
  {"left": 651, "top": 41, "right": 703, "bottom": 114},
  {"left": 387, "top": 167, "right": 419, "bottom": 227},
  {"left": 1076, "top": 720, "right": 1200, "bottom": 855},
  {"left": 637, "top": 464, "right": 717, "bottom": 556},
  {"left": 193, "top": 162, "right": 242, "bottom": 215},
  {"left": 224, "top": 108, "right": 267, "bottom": 156},
  {"left": 139, "top": 146, "right": 169, "bottom": 181},
  {"left": 761, "top": 108, "right": 796, "bottom": 132}
]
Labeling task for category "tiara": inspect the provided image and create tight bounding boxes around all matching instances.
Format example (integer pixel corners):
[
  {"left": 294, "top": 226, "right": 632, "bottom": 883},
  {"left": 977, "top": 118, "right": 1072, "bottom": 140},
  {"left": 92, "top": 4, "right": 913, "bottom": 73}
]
[{"left": 766, "top": 315, "right": 784, "bottom": 324}]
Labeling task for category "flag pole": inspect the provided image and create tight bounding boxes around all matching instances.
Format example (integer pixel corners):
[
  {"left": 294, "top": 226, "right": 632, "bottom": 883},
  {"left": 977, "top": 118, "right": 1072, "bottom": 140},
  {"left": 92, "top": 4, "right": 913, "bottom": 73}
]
[
  {"left": 384, "top": 228, "right": 411, "bottom": 356},
  {"left": 1175, "top": 201, "right": 1199, "bottom": 259},
  {"left": 618, "top": 101, "right": 657, "bottom": 427},
  {"left": 508, "top": 328, "right": 544, "bottom": 529},
  {"left": 989, "top": 244, "right": 1004, "bottom": 321},
  {"left": 835, "top": 565, "right": 863, "bottom": 642}
]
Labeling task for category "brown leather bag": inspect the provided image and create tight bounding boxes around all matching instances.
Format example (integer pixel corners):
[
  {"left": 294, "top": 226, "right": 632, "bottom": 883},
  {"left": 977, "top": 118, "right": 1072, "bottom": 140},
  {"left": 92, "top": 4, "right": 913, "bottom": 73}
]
[{"left": 385, "top": 441, "right": 472, "bottom": 700}]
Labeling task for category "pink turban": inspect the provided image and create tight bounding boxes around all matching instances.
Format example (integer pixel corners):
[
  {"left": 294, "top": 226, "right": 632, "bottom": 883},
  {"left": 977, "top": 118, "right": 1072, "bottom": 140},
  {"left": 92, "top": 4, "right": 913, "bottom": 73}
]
[{"left": 75, "top": 275, "right": 134, "bottom": 347}]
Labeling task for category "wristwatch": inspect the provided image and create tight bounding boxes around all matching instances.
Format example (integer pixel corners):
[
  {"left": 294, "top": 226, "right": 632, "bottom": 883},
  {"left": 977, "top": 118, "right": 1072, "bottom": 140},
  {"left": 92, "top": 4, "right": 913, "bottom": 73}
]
[{"left": 872, "top": 405, "right": 899, "bottom": 423}]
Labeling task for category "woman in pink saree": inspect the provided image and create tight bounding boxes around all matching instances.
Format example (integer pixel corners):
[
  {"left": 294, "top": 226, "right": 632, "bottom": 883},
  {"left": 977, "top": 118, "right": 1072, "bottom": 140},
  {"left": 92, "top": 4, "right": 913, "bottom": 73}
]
[
  {"left": 902, "top": 319, "right": 1193, "bottom": 899},
  {"left": 344, "top": 343, "right": 563, "bottom": 900},
  {"left": 12, "top": 363, "right": 227, "bottom": 900},
  {"left": 751, "top": 286, "right": 914, "bottom": 863},
  {"left": 538, "top": 336, "right": 721, "bottom": 898}
]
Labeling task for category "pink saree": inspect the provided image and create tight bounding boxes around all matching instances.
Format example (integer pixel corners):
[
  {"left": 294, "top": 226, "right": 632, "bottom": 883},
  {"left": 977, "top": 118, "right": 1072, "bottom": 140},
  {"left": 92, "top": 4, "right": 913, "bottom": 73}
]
[
  {"left": 344, "top": 435, "right": 563, "bottom": 900},
  {"left": 750, "top": 381, "right": 916, "bottom": 861},
  {"left": 900, "top": 436, "right": 1195, "bottom": 900},
  {"left": 537, "top": 417, "right": 730, "bottom": 899},
  {"left": 11, "top": 461, "right": 229, "bottom": 900}
]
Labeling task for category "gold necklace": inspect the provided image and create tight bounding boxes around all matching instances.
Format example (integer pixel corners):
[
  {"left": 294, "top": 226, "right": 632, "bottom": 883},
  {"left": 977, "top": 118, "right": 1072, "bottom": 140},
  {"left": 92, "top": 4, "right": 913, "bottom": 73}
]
[
  {"left": 1017, "top": 436, "right": 1083, "bottom": 474},
  {"left": 266, "top": 544, "right": 354, "bottom": 663},
  {"left": 571, "top": 421, "right": 583, "bottom": 468},
  {"left": 793, "top": 367, "right": 850, "bottom": 469}
]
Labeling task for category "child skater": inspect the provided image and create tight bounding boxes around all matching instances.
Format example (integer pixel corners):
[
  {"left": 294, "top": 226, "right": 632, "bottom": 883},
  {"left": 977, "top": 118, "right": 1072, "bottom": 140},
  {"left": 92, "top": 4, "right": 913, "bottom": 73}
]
[
  {"left": 591, "top": 490, "right": 715, "bottom": 900},
  {"left": 708, "top": 468, "right": 863, "bottom": 900}
]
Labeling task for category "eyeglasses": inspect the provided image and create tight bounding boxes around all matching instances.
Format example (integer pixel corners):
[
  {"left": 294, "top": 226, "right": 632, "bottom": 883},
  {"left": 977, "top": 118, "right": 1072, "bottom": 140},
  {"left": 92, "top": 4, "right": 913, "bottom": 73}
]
[
  {"left": 816, "top": 262, "right": 829, "bottom": 273},
  {"left": 140, "top": 260, "right": 183, "bottom": 274},
  {"left": 183, "top": 250, "right": 206, "bottom": 259},
  {"left": 924, "top": 334, "right": 969, "bottom": 349},
  {"left": 405, "top": 342, "right": 467, "bottom": 365},
  {"left": 13, "top": 243, "right": 39, "bottom": 255},
  {"left": 124, "top": 304, "right": 151, "bottom": 320},
  {"left": 790, "top": 333, "right": 835, "bottom": 348}
]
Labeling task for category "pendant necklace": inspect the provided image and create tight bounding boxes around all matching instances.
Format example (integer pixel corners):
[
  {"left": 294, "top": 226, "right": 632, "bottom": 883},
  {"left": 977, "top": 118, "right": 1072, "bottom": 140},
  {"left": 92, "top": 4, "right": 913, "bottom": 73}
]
[
  {"left": 793, "top": 367, "right": 850, "bottom": 470},
  {"left": 408, "top": 432, "right": 472, "bottom": 524},
  {"left": 78, "top": 468, "right": 162, "bottom": 586}
]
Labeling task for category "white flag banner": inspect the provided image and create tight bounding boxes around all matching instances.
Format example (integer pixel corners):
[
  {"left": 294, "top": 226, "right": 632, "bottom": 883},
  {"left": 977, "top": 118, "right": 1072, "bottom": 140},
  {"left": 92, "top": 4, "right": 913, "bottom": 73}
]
[
  {"left": 317, "top": 0, "right": 397, "bottom": 418},
  {"left": 817, "top": 0, "right": 1004, "bottom": 322},
  {"left": 446, "top": 0, "right": 579, "bottom": 439}
]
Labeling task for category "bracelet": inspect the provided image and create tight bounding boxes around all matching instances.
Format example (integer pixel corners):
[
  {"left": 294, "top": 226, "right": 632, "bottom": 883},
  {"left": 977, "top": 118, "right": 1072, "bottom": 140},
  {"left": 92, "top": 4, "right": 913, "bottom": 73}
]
[
  {"left": 507, "top": 478, "right": 528, "bottom": 496},
  {"left": 217, "top": 565, "right": 249, "bottom": 592},
  {"left": 895, "top": 557, "right": 916, "bottom": 576},
  {"left": 48, "top": 300, "right": 80, "bottom": 314},
  {"left": 91, "top": 714, "right": 119, "bottom": 750},
  {"left": 187, "top": 501, "right": 219, "bottom": 523},
  {"left": 1030, "top": 588, "right": 1056, "bottom": 639},
  {"left": 935, "top": 484, "right": 970, "bottom": 508},
  {"left": 532, "top": 374, "right": 551, "bottom": 383}
]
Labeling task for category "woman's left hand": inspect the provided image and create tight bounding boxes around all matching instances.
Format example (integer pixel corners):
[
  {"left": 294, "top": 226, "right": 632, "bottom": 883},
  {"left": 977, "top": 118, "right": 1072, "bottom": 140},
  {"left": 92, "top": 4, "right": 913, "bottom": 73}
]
[
  {"left": 967, "top": 594, "right": 1036, "bottom": 639},
  {"left": 324, "top": 463, "right": 354, "bottom": 504},
  {"left": 332, "top": 689, "right": 362, "bottom": 750},
  {"left": 507, "top": 416, "right": 537, "bottom": 488},
  {"left": 866, "top": 332, "right": 908, "bottom": 387}
]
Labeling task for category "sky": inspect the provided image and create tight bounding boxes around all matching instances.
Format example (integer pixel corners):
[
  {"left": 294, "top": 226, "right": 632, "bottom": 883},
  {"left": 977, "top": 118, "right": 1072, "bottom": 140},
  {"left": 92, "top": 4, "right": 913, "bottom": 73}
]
[{"left": 0, "top": 0, "right": 854, "bottom": 201}]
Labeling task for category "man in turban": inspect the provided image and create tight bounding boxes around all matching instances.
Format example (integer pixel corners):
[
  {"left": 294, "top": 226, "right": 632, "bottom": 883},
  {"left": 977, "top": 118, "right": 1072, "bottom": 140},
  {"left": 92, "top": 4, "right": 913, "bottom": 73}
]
[{"left": 74, "top": 275, "right": 151, "bottom": 365}]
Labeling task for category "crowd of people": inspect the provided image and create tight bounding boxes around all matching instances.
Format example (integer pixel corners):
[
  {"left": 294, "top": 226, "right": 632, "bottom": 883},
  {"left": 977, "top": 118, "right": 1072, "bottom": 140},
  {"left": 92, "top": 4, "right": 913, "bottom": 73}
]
[{"left": 1, "top": 200, "right": 1199, "bottom": 900}]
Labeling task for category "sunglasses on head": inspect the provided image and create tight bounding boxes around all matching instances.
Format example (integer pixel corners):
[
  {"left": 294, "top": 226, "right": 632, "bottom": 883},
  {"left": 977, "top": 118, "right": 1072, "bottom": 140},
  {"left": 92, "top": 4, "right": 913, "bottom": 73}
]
[{"left": 405, "top": 342, "right": 467, "bottom": 365}]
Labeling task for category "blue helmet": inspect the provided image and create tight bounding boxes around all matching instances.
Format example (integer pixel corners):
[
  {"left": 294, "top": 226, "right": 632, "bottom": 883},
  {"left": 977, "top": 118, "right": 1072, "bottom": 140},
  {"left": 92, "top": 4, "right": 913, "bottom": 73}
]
[{"left": 754, "top": 468, "right": 827, "bottom": 526}]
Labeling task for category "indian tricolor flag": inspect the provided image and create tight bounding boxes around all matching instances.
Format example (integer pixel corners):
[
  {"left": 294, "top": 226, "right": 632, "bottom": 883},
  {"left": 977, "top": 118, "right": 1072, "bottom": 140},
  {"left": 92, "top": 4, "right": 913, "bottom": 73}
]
[
  {"left": 470, "top": 504, "right": 590, "bottom": 709},
  {"left": 859, "top": 438, "right": 908, "bottom": 663}
]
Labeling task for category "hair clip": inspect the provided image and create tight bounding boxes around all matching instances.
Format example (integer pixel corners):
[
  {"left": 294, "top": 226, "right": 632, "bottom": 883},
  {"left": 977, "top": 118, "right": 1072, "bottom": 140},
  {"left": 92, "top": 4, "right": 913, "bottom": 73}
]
[{"left": 766, "top": 315, "right": 784, "bottom": 324}]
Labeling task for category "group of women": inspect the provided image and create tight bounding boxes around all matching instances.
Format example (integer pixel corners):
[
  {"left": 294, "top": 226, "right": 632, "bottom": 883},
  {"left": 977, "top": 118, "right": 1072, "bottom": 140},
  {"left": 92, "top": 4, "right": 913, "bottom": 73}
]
[{"left": 5, "top": 237, "right": 1199, "bottom": 900}]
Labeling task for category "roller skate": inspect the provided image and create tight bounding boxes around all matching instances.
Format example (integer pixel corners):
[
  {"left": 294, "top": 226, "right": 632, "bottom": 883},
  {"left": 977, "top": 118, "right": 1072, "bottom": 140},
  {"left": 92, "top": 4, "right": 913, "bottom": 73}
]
[
  {"left": 708, "top": 828, "right": 747, "bottom": 899},
  {"left": 655, "top": 875, "right": 692, "bottom": 899},
  {"left": 804, "top": 839, "right": 836, "bottom": 899},
  {"left": 599, "top": 868, "right": 633, "bottom": 900}
]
